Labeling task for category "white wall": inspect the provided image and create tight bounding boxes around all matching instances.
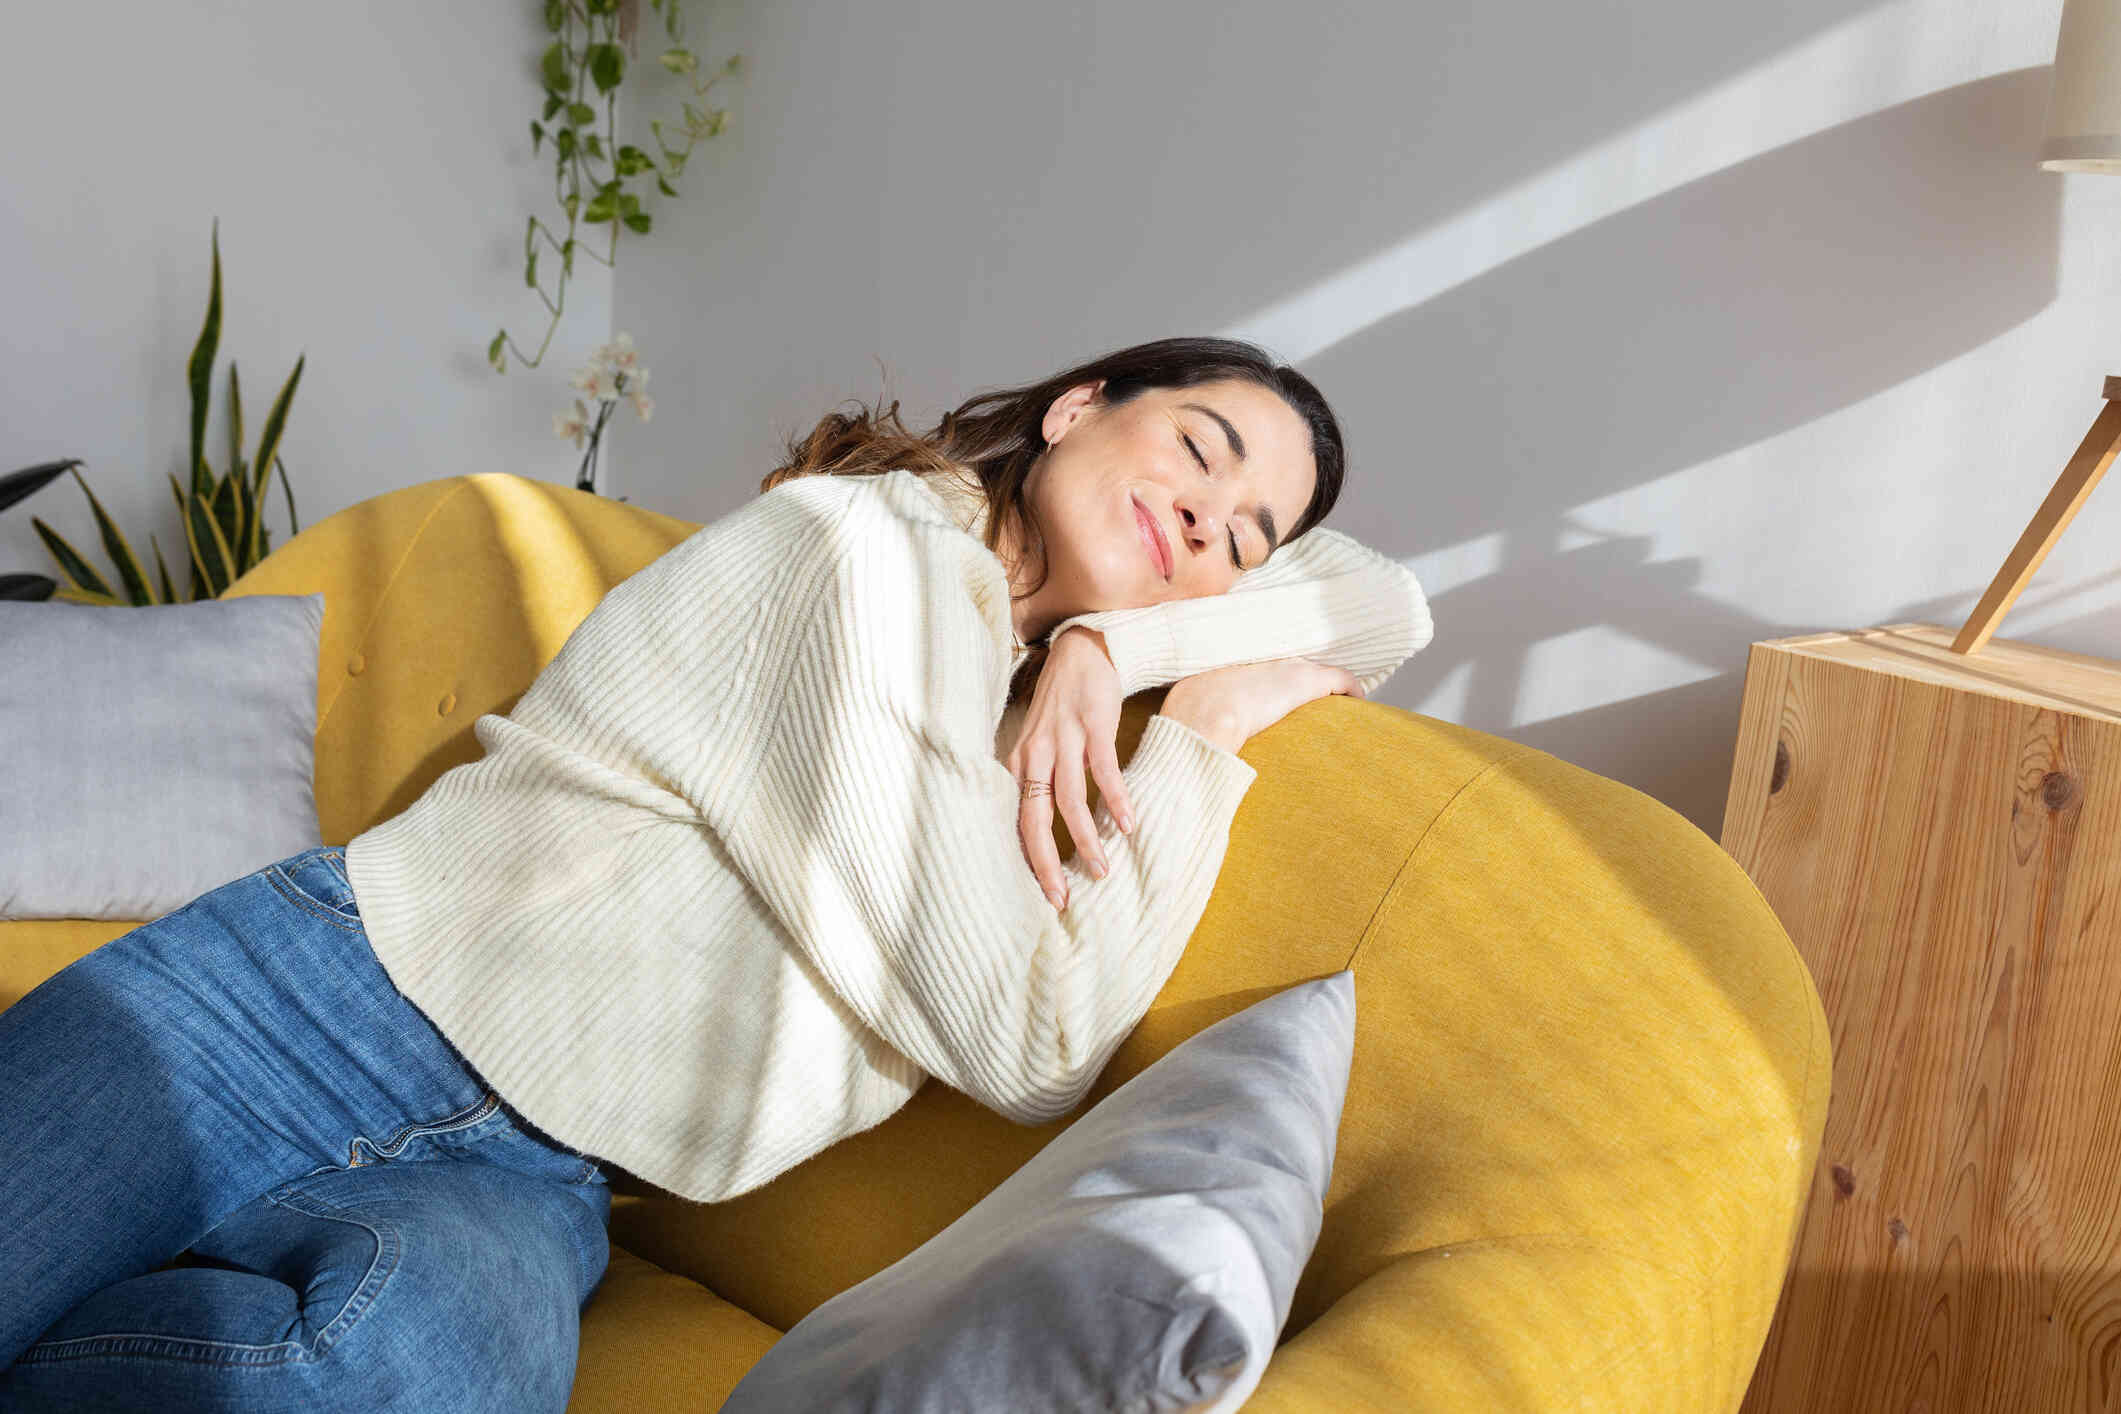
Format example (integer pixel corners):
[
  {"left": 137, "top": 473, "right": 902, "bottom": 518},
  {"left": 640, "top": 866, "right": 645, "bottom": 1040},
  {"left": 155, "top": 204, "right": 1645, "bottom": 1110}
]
[
  {"left": 2, "top": 2, "right": 610, "bottom": 590},
  {"left": 10, "top": 3, "right": 2119, "bottom": 841},
  {"left": 610, "top": 0, "right": 2121, "bottom": 837}
]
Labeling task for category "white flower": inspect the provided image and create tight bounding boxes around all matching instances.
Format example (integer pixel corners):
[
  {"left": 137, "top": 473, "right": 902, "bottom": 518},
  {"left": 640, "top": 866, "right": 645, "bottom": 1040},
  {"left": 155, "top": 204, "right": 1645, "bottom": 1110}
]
[
  {"left": 569, "top": 364, "right": 601, "bottom": 395},
  {"left": 591, "top": 366, "right": 620, "bottom": 401},
  {"left": 630, "top": 390, "right": 654, "bottom": 422},
  {"left": 553, "top": 398, "right": 590, "bottom": 447},
  {"left": 588, "top": 332, "right": 637, "bottom": 372}
]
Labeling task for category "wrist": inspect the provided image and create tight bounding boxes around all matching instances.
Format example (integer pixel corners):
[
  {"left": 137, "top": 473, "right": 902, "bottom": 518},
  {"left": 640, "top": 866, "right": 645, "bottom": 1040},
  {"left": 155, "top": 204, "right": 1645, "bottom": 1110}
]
[
  {"left": 1158, "top": 689, "right": 1243, "bottom": 754},
  {"left": 1052, "top": 625, "right": 1111, "bottom": 665}
]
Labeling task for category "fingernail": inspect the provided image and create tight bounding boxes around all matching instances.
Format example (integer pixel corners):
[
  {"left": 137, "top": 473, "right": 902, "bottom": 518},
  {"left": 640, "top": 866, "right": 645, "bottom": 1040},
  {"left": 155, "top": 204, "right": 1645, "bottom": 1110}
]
[
  {"left": 1092, "top": 857, "right": 1108, "bottom": 879},
  {"left": 1120, "top": 812, "right": 1135, "bottom": 832}
]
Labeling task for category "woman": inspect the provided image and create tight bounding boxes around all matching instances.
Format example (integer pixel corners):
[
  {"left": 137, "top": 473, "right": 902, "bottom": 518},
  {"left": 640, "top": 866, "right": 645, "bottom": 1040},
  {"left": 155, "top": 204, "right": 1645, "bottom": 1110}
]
[{"left": 0, "top": 336, "right": 1432, "bottom": 1410}]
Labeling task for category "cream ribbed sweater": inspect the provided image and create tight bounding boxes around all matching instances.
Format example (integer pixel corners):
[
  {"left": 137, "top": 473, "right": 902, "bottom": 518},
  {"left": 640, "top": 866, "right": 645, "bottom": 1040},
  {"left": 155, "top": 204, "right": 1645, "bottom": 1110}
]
[{"left": 343, "top": 466, "right": 1432, "bottom": 1203}]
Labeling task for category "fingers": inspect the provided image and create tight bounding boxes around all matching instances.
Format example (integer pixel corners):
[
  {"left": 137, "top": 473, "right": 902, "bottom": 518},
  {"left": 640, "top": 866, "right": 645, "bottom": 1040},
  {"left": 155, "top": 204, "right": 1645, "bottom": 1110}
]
[
  {"left": 1318, "top": 661, "right": 1364, "bottom": 698},
  {"left": 1053, "top": 740, "right": 1107, "bottom": 882},
  {"left": 1016, "top": 758, "right": 1068, "bottom": 914},
  {"left": 1088, "top": 732, "right": 1133, "bottom": 836}
]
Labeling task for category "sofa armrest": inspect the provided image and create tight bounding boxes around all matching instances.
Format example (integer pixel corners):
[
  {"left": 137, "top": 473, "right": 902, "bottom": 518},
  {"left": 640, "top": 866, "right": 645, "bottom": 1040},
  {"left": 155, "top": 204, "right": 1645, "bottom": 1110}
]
[{"left": 1243, "top": 1234, "right": 1747, "bottom": 1413}]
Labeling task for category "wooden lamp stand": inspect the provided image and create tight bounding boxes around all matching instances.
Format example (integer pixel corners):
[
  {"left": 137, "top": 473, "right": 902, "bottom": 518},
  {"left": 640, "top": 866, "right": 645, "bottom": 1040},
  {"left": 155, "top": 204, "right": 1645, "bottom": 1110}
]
[{"left": 1952, "top": 374, "right": 2121, "bottom": 654}]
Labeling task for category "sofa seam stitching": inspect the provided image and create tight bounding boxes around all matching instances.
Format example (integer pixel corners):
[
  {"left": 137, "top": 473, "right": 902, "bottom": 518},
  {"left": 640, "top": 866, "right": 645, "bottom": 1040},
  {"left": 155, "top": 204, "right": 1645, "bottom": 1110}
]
[
  {"left": 1342, "top": 746, "right": 1529, "bottom": 973},
  {"left": 314, "top": 477, "right": 476, "bottom": 742}
]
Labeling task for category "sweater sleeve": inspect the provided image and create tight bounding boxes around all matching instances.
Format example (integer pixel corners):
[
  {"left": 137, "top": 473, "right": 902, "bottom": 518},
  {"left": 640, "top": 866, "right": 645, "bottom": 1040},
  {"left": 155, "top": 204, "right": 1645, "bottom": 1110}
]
[
  {"left": 1038, "top": 524, "right": 1434, "bottom": 698},
  {"left": 712, "top": 502, "right": 1260, "bottom": 1127}
]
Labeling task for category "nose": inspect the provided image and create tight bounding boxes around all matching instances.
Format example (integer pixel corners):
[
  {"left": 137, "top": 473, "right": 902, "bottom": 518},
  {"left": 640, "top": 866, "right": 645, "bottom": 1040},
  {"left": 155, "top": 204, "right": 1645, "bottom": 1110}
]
[{"left": 1175, "top": 496, "right": 1224, "bottom": 554}]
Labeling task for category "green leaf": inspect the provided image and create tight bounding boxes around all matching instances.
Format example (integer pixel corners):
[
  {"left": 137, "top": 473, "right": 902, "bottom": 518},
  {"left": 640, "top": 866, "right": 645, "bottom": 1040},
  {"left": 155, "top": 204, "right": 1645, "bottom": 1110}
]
[
  {"left": 247, "top": 454, "right": 274, "bottom": 552},
  {"left": 582, "top": 196, "right": 615, "bottom": 224},
  {"left": 543, "top": 0, "right": 564, "bottom": 30},
  {"left": 658, "top": 48, "right": 694, "bottom": 75},
  {"left": 543, "top": 93, "right": 564, "bottom": 122},
  {"left": 227, "top": 361, "right": 245, "bottom": 494},
  {"left": 0, "top": 457, "right": 81, "bottom": 515},
  {"left": 247, "top": 353, "right": 306, "bottom": 535},
  {"left": 184, "top": 489, "right": 237, "bottom": 597},
  {"left": 30, "top": 515, "right": 114, "bottom": 599},
  {"left": 526, "top": 247, "right": 539, "bottom": 290},
  {"left": 568, "top": 101, "right": 595, "bottom": 125},
  {"left": 150, "top": 533, "right": 178, "bottom": 604},
  {"left": 623, "top": 211, "right": 650, "bottom": 234},
  {"left": 586, "top": 134, "right": 604, "bottom": 160},
  {"left": 541, "top": 41, "right": 569, "bottom": 93},
  {"left": 589, "top": 42, "right": 624, "bottom": 93},
  {"left": 210, "top": 466, "right": 243, "bottom": 576},
  {"left": 489, "top": 329, "right": 507, "bottom": 373},
  {"left": 531, "top": 119, "right": 544, "bottom": 155},
  {"left": 67, "top": 465, "right": 156, "bottom": 603},
  {"left": 656, "top": 175, "right": 677, "bottom": 198},
  {"left": 187, "top": 220, "right": 222, "bottom": 504},
  {"left": 0, "top": 573, "right": 58, "bottom": 602},
  {"left": 50, "top": 584, "right": 123, "bottom": 607},
  {"left": 618, "top": 191, "right": 640, "bottom": 216},
  {"left": 277, "top": 455, "right": 300, "bottom": 537}
]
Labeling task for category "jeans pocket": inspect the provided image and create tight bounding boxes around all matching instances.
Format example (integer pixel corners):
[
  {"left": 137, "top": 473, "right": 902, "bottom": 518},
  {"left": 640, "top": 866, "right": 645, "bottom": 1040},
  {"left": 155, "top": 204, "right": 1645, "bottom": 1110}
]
[
  {"left": 348, "top": 1089, "right": 505, "bottom": 1167},
  {"left": 270, "top": 846, "right": 361, "bottom": 925}
]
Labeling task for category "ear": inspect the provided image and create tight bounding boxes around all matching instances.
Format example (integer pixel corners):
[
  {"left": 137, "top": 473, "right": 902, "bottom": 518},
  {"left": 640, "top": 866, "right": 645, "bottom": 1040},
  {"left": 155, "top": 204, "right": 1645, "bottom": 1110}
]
[{"left": 1041, "top": 380, "right": 1105, "bottom": 445}]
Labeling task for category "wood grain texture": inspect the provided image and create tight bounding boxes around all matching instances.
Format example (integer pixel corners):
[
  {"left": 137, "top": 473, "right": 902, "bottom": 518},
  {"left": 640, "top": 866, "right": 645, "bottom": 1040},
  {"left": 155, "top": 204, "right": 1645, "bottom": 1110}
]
[{"left": 1725, "top": 623, "right": 2121, "bottom": 1414}]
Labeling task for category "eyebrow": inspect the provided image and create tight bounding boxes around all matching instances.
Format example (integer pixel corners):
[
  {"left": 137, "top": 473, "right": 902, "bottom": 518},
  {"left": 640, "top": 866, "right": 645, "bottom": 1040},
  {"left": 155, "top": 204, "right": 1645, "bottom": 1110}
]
[{"left": 1178, "top": 401, "right": 1281, "bottom": 559}]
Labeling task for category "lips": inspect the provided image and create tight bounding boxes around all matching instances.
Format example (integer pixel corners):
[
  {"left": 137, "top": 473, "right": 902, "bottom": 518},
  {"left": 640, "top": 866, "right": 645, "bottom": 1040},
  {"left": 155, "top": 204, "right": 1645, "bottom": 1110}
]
[{"left": 1132, "top": 494, "right": 1172, "bottom": 581}]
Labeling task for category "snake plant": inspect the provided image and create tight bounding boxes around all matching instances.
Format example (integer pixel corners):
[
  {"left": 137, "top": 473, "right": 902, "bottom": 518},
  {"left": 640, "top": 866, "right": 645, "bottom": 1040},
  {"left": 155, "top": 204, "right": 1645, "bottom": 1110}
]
[{"left": 1, "top": 219, "right": 305, "bottom": 605}]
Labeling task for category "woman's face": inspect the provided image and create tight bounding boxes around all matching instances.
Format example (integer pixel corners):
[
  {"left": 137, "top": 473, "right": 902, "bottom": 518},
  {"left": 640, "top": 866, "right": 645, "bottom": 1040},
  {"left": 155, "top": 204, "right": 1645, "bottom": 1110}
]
[{"left": 1005, "top": 376, "right": 1319, "bottom": 642}]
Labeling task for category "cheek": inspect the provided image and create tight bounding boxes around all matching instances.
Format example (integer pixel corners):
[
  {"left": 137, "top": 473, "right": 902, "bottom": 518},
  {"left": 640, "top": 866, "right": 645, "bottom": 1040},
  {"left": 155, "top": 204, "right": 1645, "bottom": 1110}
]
[{"left": 1061, "top": 494, "right": 1145, "bottom": 598}]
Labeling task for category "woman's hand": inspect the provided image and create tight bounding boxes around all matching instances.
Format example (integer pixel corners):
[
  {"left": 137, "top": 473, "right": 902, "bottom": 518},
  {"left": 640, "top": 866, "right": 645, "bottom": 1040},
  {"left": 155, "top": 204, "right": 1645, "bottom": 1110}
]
[
  {"left": 1161, "top": 658, "right": 1365, "bottom": 753},
  {"left": 1004, "top": 627, "right": 1137, "bottom": 914}
]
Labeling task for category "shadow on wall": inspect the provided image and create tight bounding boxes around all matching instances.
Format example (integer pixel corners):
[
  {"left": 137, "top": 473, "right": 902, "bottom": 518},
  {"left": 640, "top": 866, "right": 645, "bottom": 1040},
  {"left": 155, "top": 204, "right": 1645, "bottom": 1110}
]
[{"left": 1310, "top": 68, "right": 2061, "bottom": 835}]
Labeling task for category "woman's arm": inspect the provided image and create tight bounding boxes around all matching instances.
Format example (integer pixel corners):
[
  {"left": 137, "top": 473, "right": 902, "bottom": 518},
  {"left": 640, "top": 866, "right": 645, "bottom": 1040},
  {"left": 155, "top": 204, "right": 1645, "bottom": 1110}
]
[
  {"left": 710, "top": 503, "right": 1260, "bottom": 1127},
  {"left": 1040, "top": 525, "right": 1434, "bottom": 699}
]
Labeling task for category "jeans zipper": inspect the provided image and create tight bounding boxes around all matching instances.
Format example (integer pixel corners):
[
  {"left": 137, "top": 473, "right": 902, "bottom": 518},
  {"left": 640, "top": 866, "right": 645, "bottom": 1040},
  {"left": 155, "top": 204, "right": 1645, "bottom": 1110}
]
[{"left": 348, "top": 1090, "right": 502, "bottom": 1167}]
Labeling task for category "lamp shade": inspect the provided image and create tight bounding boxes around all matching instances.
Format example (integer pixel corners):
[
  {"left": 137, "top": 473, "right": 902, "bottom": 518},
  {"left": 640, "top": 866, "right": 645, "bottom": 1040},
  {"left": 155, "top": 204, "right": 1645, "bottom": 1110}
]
[{"left": 2044, "top": 0, "right": 2121, "bottom": 173}]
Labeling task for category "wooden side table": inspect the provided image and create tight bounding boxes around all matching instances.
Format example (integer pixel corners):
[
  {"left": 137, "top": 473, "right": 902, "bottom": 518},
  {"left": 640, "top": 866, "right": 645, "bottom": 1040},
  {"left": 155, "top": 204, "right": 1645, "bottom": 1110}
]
[
  {"left": 1728, "top": 379, "right": 2121, "bottom": 1410},
  {"left": 1723, "top": 623, "right": 2121, "bottom": 1411}
]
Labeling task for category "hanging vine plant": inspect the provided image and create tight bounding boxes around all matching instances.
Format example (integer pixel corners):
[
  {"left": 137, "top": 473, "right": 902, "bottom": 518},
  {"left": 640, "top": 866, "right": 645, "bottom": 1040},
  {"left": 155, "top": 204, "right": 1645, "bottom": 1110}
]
[{"left": 489, "top": 0, "right": 742, "bottom": 374}]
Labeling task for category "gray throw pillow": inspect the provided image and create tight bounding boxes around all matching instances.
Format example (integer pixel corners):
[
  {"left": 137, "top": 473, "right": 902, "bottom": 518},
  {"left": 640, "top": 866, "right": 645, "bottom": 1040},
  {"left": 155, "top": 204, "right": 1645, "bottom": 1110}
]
[
  {"left": 0, "top": 593, "right": 325, "bottom": 921},
  {"left": 718, "top": 970, "right": 1357, "bottom": 1414}
]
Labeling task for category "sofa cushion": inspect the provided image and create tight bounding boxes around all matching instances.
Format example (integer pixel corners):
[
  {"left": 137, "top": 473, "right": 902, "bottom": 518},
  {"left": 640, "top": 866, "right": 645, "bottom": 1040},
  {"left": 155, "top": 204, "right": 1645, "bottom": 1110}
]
[
  {"left": 715, "top": 970, "right": 1356, "bottom": 1414},
  {"left": 0, "top": 593, "right": 325, "bottom": 921}
]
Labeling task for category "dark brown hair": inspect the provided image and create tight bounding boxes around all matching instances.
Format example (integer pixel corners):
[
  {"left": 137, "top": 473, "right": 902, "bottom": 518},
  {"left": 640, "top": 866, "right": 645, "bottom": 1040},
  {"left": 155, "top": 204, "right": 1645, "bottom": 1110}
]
[{"left": 759, "top": 335, "right": 1347, "bottom": 698}]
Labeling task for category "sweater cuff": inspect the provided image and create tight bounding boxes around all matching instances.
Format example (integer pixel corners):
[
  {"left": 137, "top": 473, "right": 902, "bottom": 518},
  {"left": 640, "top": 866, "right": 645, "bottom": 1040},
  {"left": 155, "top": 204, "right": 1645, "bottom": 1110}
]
[
  {"left": 1047, "top": 608, "right": 1181, "bottom": 699},
  {"left": 1132, "top": 712, "right": 1258, "bottom": 805}
]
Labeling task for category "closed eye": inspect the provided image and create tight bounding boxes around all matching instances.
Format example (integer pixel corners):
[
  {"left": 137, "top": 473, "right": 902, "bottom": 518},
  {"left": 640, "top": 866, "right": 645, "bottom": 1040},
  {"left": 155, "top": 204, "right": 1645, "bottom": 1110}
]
[{"left": 1182, "top": 432, "right": 1245, "bottom": 571}]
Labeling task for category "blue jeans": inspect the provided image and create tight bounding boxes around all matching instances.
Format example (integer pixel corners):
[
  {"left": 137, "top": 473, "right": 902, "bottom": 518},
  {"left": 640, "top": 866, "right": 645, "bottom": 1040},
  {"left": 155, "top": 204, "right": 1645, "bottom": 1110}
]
[{"left": 0, "top": 845, "right": 614, "bottom": 1412}]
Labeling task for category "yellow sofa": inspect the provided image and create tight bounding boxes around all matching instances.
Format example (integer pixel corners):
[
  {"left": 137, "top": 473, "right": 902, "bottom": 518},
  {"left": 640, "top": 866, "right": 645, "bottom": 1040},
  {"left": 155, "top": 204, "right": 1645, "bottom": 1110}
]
[{"left": 0, "top": 473, "right": 1830, "bottom": 1411}]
